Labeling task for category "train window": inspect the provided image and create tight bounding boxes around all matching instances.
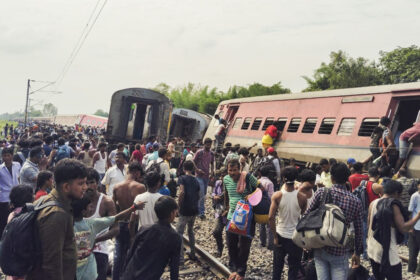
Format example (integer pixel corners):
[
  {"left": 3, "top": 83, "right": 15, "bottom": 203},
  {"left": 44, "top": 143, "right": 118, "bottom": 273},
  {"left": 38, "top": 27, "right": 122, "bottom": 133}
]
[
  {"left": 358, "top": 118, "right": 380, "bottom": 137},
  {"left": 251, "top": 118, "right": 263, "bottom": 130},
  {"left": 262, "top": 117, "right": 274, "bottom": 130},
  {"left": 318, "top": 118, "right": 336, "bottom": 134},
  {"left": 241, "top": 117, "right": 252, "bottom": 130},
  {"left": 232, "top": 117, "right": 242, "bottom": 129},
  {"left": 277, "top": 118, "right": 288, "bottom": 131},
  {"left": 287, "top": 118, "right": 301, "bottom": 133},
  {"left": 302, "top": 118, "right": 318, "bottom": 133},
  {"left": 337, "top": 118, "right": 356, "bottom": 136}
]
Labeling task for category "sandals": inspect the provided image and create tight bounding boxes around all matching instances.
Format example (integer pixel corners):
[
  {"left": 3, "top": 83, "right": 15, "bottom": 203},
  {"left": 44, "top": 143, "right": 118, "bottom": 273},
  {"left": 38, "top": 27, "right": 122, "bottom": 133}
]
[{"left": 228, "top": 272, "right": 244, "bottom": 280}]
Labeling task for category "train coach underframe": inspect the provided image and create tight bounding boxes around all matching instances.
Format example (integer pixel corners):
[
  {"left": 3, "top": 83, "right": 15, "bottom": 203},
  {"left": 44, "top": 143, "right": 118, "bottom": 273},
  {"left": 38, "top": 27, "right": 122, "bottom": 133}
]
[{"left": 106, "top": 88, "right": 172, "bottom": 143}]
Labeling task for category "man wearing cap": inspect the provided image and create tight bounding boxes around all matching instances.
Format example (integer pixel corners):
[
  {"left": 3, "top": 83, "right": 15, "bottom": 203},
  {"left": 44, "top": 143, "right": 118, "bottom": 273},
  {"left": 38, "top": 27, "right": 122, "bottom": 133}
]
[{"left": 347, "top": 158, "right": 356, "bottom": 171}]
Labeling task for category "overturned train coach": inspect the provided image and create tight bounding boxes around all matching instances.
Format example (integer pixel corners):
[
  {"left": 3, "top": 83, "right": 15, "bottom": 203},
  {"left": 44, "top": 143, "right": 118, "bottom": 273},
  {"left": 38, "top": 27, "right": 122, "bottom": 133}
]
[
  {"left": 106, "top": 88, "right": 210, "bottom": 143},
  {"left": 204, "top": 82, "right": 420, "bottom": 177}
]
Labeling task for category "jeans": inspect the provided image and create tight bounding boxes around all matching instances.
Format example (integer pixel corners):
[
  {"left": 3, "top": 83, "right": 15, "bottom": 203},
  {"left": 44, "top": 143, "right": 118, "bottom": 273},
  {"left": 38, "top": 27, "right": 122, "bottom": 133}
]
[
  {"left": 226, "top": 231, "right": 253, "bottom": 277},
  {"left": 273, "top": 234, "right": 303, "bottom": 280},
  {"left": 196, "top": 177, "right": 209, "bottom": 216},
  {"left": 94, "top": 252, "right": 108, "bottom": 280},
  {"left": 408, "top": 230, "right": 420, "bottom": 274},
  {"left": 370, "top": 259, "right": 402, "bottom": 280},
  {"left": 259, "top": 224, "right": 274, "bottom": 248},
  {"left": 212, "top": 216, "right": 225, "bottom": 254},
  {"left": 314, "top": 249, "right": 349, "bottom": 280},
  {"left": 362, "top": 219, "right": 368, "bottom": 259},
  {"left": 399, "top": 139, "right": 410, "bottom": 159},
  {"left": 176, "top": 215, "right": 196, "bottom": 263},
  {"left": 112, "top": 222, "right": 130, "bottom": 280}
]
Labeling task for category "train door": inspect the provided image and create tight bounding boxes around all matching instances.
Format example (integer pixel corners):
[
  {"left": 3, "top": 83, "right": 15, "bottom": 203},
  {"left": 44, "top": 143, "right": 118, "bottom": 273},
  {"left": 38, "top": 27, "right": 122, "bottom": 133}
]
[
  {"left": 126, "top": 103, "right": 152, "bottom": 140},
  {"left": 391, "top": 97, "right": 420, "bottom": 143},
  {"left": 225, "top": 104, "right": 239, "bottom": 126}
]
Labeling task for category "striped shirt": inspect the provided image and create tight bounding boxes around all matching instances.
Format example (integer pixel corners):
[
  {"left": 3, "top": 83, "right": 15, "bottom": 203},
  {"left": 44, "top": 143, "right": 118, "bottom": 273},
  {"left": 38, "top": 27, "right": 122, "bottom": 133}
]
[{"left": 224, "top": 174, "right": 258, "bottom": 220}]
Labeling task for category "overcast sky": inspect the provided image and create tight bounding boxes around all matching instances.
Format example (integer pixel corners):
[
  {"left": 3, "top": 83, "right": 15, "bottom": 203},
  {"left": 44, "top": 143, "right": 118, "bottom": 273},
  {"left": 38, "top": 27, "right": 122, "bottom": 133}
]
[{"left": 1, "top": 0, "right": 419, "bottom": 115}]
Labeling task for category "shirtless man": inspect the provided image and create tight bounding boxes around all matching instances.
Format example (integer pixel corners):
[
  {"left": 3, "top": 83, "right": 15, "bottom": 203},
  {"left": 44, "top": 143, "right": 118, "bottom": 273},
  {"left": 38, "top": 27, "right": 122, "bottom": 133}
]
[
  {"left": 112, "top": 162, "right": 146, "bottom": 280},
  {"left": 84, "top": 168, "right": 117, "bottom": 280}
]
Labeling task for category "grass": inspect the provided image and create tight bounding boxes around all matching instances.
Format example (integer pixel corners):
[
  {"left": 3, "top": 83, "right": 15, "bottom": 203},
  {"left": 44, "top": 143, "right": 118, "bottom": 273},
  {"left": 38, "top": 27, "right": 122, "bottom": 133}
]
[{"left": 0, "top": 120, "right": 18, "bottom": 139}]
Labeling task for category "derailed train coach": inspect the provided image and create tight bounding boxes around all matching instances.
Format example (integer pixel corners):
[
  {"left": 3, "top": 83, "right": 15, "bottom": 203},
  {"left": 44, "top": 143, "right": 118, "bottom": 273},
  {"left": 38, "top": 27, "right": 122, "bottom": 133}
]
[
  {"left": 204, "top": 82, "right": 420, "bottom": 177},
  {"left": 106, "top": 88, "right": 211, "bottom": 143},
  {"left": 106, "top": 88, "right": 172, "bottom": 143},
  {"left": 169, "top": 108, "right": 211, "bottom": 142}
]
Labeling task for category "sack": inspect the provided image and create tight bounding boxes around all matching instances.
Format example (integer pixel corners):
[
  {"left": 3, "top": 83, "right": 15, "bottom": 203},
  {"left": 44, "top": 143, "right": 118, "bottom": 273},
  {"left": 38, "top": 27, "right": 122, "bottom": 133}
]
[
  {"left": 292, "top": 189, "right": 349, "bottom": 249},
  {"left": 0, "top": 200, "right": 62, "bottom": 276},
  {"left": 226, "top": 199, "right": 253, "bottom": 238},
  {"left": 55, "top": 146, "right": 70, "bottom": 162}
]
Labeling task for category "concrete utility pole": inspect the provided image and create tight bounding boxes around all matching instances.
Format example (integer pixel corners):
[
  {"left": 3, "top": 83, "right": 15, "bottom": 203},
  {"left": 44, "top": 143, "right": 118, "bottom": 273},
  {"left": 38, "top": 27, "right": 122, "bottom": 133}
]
[{"left": 24, "top": 79, "right": 30, "bottom": 127}]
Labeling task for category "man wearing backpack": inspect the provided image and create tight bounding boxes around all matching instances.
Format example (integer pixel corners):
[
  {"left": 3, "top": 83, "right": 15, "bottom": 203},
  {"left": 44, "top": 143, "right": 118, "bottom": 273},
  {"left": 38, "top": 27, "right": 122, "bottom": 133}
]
[
  {"left": 259, "top": 147, "right": 280, "bottom": 191},
  {"left": 55, "top": 138, "right": 73, "bottom": 163},
  {"left": 305, "top": 163, "right": 363, "bottom": 280},
  {"left": 27, "top": 158, "right": 88, "bottom": 280}
]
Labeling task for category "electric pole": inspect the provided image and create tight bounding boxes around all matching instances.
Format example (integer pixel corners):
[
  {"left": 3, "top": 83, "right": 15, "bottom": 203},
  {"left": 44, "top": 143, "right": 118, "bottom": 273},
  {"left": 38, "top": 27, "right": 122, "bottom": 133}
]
[{"left": 24, "top": 79, "right": 30, "bottom": 127}]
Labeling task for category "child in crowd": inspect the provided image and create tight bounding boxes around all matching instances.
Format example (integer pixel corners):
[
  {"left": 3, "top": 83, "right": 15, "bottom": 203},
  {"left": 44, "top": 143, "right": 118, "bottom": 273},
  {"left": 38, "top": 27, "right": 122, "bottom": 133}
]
[
  {"left": 34, "top": 170, "right": 54, "bottom": 201},
  {"left": 212, "top": 169, "right": 227, "bottom": 257},
  {"left": 7, "top": 185, "right": 34, "bottom": 280},
  {"left": 73, "top": 195, "right": 145, "bottom": 280},
  {"left": 123, "top": 196, "right": 182, "bottom": 280},
  {"left": 176, "top": 160, "right": 200, "bottom": 264}
]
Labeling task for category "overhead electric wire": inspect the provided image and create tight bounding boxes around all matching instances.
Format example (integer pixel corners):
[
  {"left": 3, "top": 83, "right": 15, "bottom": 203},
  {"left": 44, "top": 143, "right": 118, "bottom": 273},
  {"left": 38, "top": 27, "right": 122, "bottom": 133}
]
[{"left": 55, "top": 0, "right": 108, "bottom": 87}]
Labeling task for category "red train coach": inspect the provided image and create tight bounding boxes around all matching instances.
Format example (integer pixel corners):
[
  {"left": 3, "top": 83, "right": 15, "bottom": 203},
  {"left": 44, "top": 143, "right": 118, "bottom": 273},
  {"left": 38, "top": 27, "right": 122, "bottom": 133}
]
[{"left": 204, "top": 82, "right": 420, "bottom": 177}]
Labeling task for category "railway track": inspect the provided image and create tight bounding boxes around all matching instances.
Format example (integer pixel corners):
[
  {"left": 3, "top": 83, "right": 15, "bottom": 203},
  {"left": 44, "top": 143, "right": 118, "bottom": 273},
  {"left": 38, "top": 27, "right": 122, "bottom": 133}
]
[{"left": 162, "top": 227, "right": 231, "bottom": 279}]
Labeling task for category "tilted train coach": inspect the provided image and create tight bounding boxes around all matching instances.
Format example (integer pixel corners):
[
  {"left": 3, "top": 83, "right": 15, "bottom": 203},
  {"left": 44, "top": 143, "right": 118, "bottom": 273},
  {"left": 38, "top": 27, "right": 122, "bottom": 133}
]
[
  {"left": 204, "top": 82, "right": 420, "bottom": 177},
  {"left": 105, "top": 88, "right": 210, "bottom": 144}
]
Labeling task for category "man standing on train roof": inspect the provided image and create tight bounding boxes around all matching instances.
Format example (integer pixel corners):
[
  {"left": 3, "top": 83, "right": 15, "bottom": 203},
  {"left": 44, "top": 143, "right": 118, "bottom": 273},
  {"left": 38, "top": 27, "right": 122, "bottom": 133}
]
[{"left": 194, "top": 138, "right": 215, "bottom": 219}]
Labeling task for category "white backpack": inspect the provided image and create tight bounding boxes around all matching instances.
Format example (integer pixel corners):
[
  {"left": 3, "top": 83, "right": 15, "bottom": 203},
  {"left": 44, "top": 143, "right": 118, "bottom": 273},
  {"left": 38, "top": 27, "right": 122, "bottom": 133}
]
[{"left": 292, "top": 189, "right": 350, "bottom": 249}]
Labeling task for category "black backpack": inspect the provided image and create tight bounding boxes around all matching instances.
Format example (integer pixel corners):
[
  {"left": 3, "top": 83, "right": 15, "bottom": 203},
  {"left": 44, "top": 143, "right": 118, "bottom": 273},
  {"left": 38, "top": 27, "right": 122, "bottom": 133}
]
[
  {"left": 146, "top": 160, "right": 163, "bottom": 174},
  {"left": 0, "top": 200, "right": 62, "bottom": 276},
  {"left": 258, "top": 157, "right": 278, "bottom": 183}
]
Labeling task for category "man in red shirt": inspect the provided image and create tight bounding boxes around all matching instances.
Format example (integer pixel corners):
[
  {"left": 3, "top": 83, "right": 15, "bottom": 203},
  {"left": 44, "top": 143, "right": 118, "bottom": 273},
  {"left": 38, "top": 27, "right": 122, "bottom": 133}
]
[
  {"left": 349, "top": 162, "right": 369, "bottom": 192},
  {"left": 130, "top": 144, "right": 143, "bottom": 163}
]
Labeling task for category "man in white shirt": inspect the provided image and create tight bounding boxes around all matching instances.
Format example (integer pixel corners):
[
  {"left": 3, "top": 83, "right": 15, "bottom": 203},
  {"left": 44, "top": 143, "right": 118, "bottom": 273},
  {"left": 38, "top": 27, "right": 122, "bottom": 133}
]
[
  {"left": 146, "top": 148, "right": 170, "bottom": 185},
  {"left": 101, "top": 152, "right": 126, "bottom": 197},
  {"left": 131, "top": 171, "right": 163, "bottom": 229}
]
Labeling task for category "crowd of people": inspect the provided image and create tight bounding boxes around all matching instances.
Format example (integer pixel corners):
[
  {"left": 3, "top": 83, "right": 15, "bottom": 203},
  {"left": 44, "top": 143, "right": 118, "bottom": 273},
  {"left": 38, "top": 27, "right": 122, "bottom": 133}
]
[{"left": 0, "top": 118, "right": 419, "bottom": 280}]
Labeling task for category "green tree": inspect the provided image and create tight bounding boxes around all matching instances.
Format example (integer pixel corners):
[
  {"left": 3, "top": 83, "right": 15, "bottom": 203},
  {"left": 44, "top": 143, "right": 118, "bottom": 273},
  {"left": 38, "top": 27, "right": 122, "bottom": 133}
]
[
  {"left": 42, "top": 103, "right": 58, "bottom": 117},
  {"left": 94, "top": 109, "right": 109, "bottom": 117},
  {"left": 303, "top": 50, "right": 382, "bottom": 91},
  {"left": 379, "top": 45, "right": 420, "bottom": 84},
  {"left": 156, "top": 82, "right": 290, "bottom": 115},
  {"left": 29, "top": 106, "right": 42, "bottom": 117}
]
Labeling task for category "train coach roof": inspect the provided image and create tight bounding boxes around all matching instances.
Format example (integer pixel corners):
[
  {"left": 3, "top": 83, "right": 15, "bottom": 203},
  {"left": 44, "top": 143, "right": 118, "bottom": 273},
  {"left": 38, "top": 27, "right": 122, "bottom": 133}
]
[
  {"left": 219, "top": 82, "right": 420, "bottom": 105},
  {"left": 172, "top": 108, "right": 212, "bottom": 124},
  {"left": 111, "top": 88, "right": 170, "bottom": 103}
]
